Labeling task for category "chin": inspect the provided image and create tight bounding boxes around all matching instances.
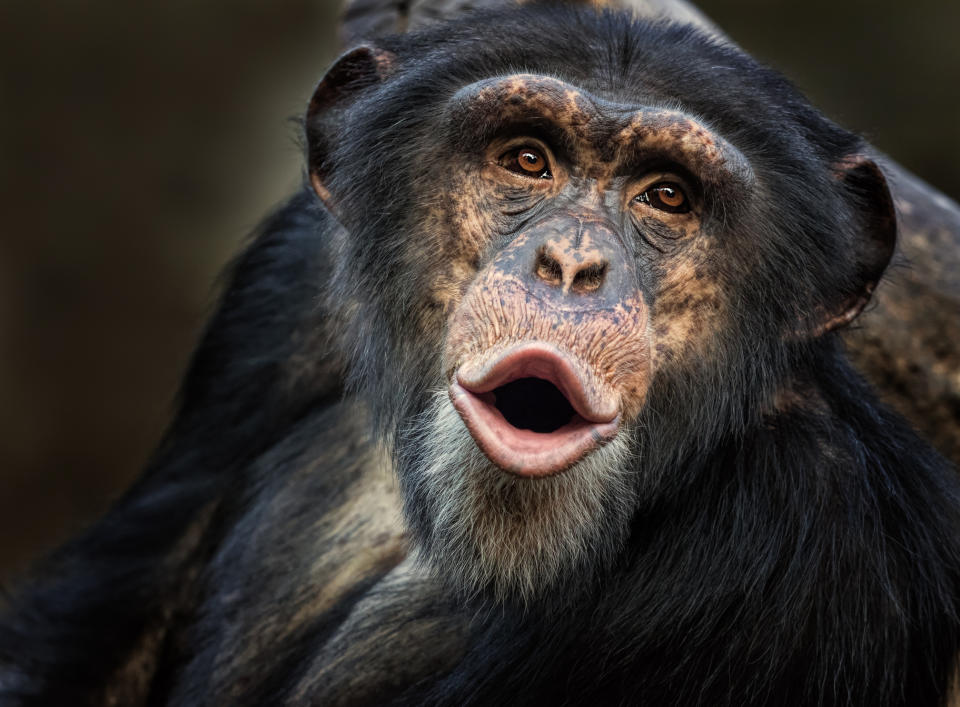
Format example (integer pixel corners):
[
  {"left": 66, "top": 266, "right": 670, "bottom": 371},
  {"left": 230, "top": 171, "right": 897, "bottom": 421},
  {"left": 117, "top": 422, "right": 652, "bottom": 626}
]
[{"left": 397, "top": 390, "right": 638, "bottom": 604}]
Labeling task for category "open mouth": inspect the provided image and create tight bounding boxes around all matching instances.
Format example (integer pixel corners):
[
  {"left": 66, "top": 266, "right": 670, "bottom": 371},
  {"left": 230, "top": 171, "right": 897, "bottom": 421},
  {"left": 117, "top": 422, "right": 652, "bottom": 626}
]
[{"left": 449, "top": 343, "right": 620, "bottom": 477}]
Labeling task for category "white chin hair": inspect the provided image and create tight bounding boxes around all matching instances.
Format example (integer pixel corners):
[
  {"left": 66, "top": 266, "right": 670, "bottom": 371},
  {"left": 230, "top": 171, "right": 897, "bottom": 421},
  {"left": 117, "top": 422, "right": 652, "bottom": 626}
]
[{"left": 404, "top": 390, "right": 637, "bottom": 603}]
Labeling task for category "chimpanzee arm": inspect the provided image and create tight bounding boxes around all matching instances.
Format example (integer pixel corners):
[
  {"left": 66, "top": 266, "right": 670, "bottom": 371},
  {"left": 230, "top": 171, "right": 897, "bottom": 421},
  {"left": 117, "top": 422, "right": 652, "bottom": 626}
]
[{"left": 0, "top": 187, "right": 345, "bottom": 705}]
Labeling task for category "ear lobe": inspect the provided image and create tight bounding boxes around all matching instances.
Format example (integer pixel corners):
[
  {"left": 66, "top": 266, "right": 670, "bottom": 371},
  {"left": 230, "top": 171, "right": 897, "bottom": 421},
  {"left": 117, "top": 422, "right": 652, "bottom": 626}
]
[
  {"left": 819, "top": 155, "right": 897, "bottom": 334},
  {"left": 306, "top": 45, "right": 396, "bottom": 212}
]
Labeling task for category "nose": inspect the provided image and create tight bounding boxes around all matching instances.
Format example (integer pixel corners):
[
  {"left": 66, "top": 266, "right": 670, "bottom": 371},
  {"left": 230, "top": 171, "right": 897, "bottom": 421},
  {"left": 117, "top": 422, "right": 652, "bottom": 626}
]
[
  {"left": 489, "top": 213, "right": 631, "bottom": 310},
  {"left": 533, "top": 237, "right": 609, "bottom": 294}
]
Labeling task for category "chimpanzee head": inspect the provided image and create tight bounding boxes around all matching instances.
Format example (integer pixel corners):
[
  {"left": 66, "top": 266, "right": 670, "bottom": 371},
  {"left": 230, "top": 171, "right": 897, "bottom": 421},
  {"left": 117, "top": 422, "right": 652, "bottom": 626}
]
[{"left": 305, "top": 7, "right": 896, "bottom": 602}]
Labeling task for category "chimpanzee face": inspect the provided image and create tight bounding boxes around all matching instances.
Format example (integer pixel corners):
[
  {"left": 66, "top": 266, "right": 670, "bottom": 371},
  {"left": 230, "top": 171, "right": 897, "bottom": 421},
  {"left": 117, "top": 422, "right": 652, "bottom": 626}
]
[
  {"left": 306, "top": 11, "right": 894, "bottom": 602},
  {"left": 396, "top": 73, "right": 760, "bottom": 599},
  {"left": 434, "top": 74, "right": 757, "bottom": 474}
]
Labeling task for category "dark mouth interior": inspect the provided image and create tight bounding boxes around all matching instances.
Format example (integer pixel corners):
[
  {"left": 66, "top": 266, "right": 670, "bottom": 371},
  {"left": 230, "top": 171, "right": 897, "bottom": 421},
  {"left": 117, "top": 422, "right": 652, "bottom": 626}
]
[{"left": 492, "top": 377, "right": 577, "bottom": 433}]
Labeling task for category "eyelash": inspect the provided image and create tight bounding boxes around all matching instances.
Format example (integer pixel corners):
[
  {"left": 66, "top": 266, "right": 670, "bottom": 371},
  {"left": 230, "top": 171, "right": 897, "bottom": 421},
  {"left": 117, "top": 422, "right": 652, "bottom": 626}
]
[{"left": 633, "top": 182, "right": 691, "bottom": 214}]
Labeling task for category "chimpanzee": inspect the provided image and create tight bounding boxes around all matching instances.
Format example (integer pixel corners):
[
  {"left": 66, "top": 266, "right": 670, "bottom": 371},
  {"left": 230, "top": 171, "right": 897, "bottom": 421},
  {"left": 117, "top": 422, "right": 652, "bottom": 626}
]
[{"left": 2, "top": 5, "right": 959, "bottom": 707}]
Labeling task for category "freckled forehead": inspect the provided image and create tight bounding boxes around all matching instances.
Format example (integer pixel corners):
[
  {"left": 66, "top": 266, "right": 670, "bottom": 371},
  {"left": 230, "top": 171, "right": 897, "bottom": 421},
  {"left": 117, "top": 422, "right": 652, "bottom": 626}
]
[
  {"left": 448, "top": 73, "right": 752, "bottom": 180},
  {"left": 449, "top": 74, "right": 597, "bottom": 131}
]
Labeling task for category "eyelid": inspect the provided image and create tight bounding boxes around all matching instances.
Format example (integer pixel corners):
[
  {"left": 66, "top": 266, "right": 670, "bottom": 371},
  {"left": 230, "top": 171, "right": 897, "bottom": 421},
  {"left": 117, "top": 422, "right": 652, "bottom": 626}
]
[
  {"left": 629, "top": 172, "right": 697, "bottom": 210},
  {"left": 497, "top": 136, "right": 554, "bottom": 160},
  {"left": 494, "top": 137, "right": 557, "bottom": 178},
  {"left": 633, "top": 172, "right": 692, "bottom": 195}
]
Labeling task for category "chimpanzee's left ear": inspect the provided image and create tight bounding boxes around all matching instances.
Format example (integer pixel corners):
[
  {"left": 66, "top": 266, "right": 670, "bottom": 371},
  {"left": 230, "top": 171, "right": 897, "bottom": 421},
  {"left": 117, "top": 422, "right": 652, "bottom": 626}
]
[
  {"left": 306, "top": 45, "right": 396, "bottom": 212},
  {"left": 818, "top": 155, "right": 897, "bottom": 333}
]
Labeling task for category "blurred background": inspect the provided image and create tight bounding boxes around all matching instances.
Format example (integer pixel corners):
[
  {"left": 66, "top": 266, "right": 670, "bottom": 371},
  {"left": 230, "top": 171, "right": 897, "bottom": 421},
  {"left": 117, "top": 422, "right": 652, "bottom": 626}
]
[{"left": 1, "top": 0, "right": 958, "bottom": 584}]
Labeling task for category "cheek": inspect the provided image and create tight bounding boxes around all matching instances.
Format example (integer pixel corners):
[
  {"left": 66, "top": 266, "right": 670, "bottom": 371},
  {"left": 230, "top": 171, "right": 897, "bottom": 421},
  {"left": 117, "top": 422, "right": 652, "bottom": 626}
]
[
  {"left": 446, "top": 173, "right": 500, "bottom": 255},
  {"left": 422, "top": 171, "right": 553, "bottom": 324},
  {"left": 421, "top": 172, "right": 503, "bottom": 318},
  {"left": 649, "top": 252, "right": 726, "bottom": 368}
]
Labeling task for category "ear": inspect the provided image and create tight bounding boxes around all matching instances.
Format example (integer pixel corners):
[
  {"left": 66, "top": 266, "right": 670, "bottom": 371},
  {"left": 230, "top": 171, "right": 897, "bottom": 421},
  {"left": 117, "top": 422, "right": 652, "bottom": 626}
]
[
  {"left": 306, "top": 45, "right": 396, "bottom": 211},
  {"left": 818, "top": 155, "right": 897, "bottom": 333}
]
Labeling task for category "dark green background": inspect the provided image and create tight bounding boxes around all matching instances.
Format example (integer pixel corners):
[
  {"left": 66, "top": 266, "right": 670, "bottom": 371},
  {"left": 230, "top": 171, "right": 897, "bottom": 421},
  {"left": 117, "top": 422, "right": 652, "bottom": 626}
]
[{"left": 1, "top": 0, "right": 957, "bottom": 582}]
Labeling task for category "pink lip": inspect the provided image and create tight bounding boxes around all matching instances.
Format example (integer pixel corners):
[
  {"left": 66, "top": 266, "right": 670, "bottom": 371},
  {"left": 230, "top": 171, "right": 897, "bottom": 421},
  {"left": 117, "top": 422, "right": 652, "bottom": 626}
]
[{"left": 449, "top": 344, "right": 620, "bottom": 477}]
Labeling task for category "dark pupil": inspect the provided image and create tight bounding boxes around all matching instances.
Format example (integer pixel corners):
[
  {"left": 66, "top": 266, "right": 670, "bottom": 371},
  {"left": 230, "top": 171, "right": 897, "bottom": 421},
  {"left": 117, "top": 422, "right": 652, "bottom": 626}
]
[{"left": 522, "top": 152, "right": 539, "bottom": 166}]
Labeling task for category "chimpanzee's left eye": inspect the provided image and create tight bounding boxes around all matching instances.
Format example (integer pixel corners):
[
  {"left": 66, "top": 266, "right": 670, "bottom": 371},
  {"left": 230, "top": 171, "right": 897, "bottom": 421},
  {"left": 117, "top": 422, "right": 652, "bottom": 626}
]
[
  {"left": 499, "top": 147, "right": 553, "bottom": 179},
  {"left": 635, "top": 182, "right": 690, "bottom": 213}
]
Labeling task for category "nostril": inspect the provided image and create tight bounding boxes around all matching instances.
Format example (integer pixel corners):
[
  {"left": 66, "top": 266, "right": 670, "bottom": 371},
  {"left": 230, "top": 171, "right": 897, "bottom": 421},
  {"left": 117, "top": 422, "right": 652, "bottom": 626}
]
[
  {"left": 571, "top": 263, "right": 607, "bottom": 293},
  {"left": 533, "top": 244, "right": 609, "bottom": 294},
  {"left": 535, "top": 250, "right": 564, "bottom": 286}
]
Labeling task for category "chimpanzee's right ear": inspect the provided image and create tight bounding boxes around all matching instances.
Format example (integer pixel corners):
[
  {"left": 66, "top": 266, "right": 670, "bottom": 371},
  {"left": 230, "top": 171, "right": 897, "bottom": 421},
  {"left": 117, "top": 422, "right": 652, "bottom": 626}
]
[{"left": 306, "top": 46, "right": 396, "bottom": 210}]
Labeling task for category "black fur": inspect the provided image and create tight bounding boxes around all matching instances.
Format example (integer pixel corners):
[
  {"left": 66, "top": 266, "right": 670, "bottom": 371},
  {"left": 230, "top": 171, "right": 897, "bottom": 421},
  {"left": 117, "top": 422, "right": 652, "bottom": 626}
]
[{"left": 2, "top": 7, "right": 959, "bottom": 706}]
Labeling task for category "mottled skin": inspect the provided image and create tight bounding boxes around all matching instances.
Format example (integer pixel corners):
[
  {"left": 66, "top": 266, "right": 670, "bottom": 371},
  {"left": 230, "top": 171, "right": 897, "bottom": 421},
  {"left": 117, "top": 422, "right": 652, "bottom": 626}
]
[{"left": 432, "top": 76, "right": 747, "bottom": 428}]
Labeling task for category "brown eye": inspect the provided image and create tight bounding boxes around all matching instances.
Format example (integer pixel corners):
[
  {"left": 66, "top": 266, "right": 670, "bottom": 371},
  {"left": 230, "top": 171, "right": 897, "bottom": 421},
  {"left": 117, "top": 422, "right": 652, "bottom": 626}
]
[
  {"left": 499, "top": 147, "right": 552, "bottom": 179},
  {"left": 635, "top": 182, "right": 690, "bottom": 214}
]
